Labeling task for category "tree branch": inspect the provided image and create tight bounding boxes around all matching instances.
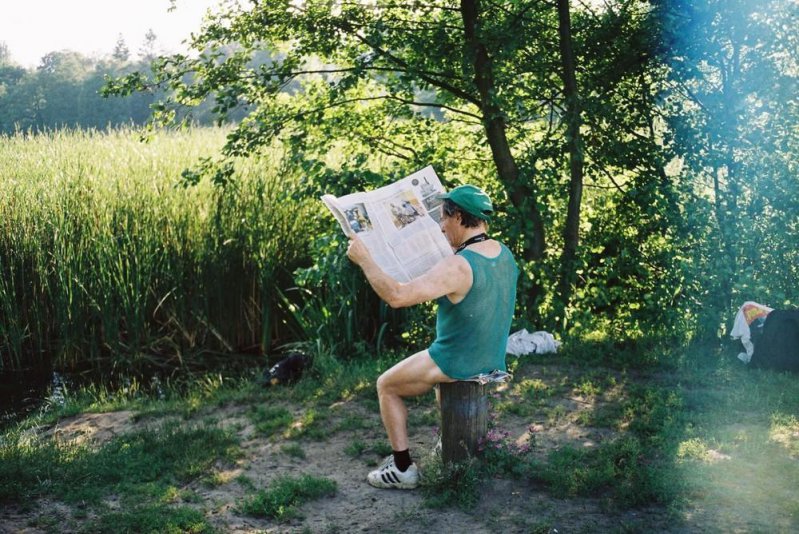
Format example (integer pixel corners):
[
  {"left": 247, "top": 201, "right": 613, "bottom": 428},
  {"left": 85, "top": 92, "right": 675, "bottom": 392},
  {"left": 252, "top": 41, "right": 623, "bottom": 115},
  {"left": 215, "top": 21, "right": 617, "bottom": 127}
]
[
  {"left": 255, "top": 65, "right": 461, "bottom": 82},
  {"left": 271, "top": 94, "right": 480, "bottom": 131},
  {"left": 332, "top": 20, "right": 481, "bottom": 107},
  {"left": 384, "top": 95, "right": 483, "bottom": 120},
  {"left": 589, "top": 158, "right": 628, "bottom": 193},
  {"left": 359, "top": 134, "right": 417, "bottom": 161},
  {"left": 674, "top": 80, "right": 710, "bottom": 113},
  {"left": 338, "top": 1, "right": 462, "bottom": 13}
]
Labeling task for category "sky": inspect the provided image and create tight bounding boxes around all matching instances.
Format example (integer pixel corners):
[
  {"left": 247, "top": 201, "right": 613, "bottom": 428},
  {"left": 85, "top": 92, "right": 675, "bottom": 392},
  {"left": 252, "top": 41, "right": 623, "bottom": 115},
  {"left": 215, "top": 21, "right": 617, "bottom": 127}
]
[{"left": 0, "top": 0, "right": 223, "bottom": 68}]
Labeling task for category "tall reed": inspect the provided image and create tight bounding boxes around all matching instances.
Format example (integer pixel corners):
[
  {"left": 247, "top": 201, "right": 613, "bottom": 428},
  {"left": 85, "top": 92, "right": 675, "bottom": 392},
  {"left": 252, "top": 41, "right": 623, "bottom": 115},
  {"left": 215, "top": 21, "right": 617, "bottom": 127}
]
[{"left": 0, "top": 128, "right": 313, "bottom": 374}]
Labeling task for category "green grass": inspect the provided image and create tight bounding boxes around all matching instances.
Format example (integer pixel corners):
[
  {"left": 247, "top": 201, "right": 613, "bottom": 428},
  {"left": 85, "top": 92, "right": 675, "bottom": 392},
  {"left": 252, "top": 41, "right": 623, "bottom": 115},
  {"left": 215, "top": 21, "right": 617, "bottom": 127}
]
[
  {"left": 663, "top": 355, "right": 799, "bottom": 529},
  {"left": 370, "top": 441, "right": 393, "bottom": 458},
  {"left": 335, "top": 413, "right": 375, "bottom": 432},
  {"left": 428, "top": 344, "right": 799, "bottom": 526},
  {"left": 344, "top": 439, "right": 368, "bottom": 458},
  {"left": 540, "top": 435, "right": 679, "bottom": 506},
  {"left": 238, "top": 474, "right": 337, "bottom": 521},
  {"left": 286, "top": 347, "right": 389, "bottom": 405},
  {"left": 1, "top": 381, "right": 243, "bottom": 531},
  {"left": 281, "top": 443, "right": 307, "bottom": 459},
  {"left": 408, "top": 407, "right": 438, "bottom": 428},
  {"left": 249, "top": 405, "right": 294, "bottom": 437},
  {"left": 2, "top": 341, "right": 798, "bottom": 531},
  {"left": 31, "top": 371, "right": 266, "bottom": 429},
  {"left": 343, "top": 438, "right": 395, "bottom": 461},
  {"left": 246, "top": 403, "right": 334, "bottom": 441},
  {"left": 575, "top": 401, "right": 626, "bottom": 427},
  {"left": 284, "top": 408, "right": 331, "bottom": 440},
  {"left": 0, "top": 421, "right": 239, "bottom": 505},
  {"left": 421, "top": 457, "right": 481, "bottom": 510},
  {"left": 83, "top": 504, "right": 215, "bottom": 533},
  {"left": 479, "top": 372, "right": 689, "bottom": 508},
  {"left": 0, "top": 127, "right": 314, "bottom": 374}
]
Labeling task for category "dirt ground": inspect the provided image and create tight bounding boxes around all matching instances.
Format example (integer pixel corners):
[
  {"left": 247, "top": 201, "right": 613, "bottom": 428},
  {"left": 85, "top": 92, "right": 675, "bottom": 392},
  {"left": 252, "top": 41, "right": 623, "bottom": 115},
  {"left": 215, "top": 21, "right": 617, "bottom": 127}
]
[
  {"left": 2, "top": 362, "right": 796, "bottom": 533},
  {"left": 1, "top": 406, "right": 671, "bottom": 534}
]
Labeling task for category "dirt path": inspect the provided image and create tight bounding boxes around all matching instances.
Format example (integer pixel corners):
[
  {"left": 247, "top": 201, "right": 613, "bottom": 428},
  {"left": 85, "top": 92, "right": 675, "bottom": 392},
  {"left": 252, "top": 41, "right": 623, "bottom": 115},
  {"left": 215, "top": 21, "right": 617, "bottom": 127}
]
[
  {"left": 4, "top": 360, "right": 797, "bottom": 533},
  {"left": 17, "top": 406, "right": 669, "bottom": 533}
]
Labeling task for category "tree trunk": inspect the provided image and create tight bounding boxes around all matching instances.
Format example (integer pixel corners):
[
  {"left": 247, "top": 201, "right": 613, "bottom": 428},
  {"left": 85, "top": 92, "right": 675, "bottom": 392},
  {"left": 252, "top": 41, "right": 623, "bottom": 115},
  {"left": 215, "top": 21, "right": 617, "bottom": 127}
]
[
  {"left": 553, "top": 0, "right": 584, "bottom": 326},
  {"left": 460, "top": 0, "right": 546, "bottom": 265},
  {"left": 707, "top": 46, "right": 742, "bottom": 339},
  {"left": 439, "top": 381, "right": 488, "bottom": 464}
]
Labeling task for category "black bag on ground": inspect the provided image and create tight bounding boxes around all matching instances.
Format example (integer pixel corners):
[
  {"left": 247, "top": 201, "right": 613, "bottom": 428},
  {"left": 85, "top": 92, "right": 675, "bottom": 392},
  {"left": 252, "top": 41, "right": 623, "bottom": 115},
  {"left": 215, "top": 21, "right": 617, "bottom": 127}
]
[
  {"left": 261, "top": 352, "right": 311, "bottom": 386},
  {"left": 750, "top": 310, "right": 799, "bottom": 372}
]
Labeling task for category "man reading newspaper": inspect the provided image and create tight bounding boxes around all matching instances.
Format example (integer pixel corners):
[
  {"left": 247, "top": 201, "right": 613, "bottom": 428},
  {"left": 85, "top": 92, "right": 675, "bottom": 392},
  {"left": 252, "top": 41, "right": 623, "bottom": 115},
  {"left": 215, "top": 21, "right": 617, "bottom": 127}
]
[{"left": 347, "top": 184, "right": 518, "bottom": 489}]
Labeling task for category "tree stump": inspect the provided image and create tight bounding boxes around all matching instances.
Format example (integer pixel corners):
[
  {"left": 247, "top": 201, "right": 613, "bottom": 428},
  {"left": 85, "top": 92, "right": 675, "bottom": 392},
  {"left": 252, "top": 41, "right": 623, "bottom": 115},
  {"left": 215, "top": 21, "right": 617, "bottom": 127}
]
[{"left": 439, "top": 381, "right": 488, "bottom": 464}]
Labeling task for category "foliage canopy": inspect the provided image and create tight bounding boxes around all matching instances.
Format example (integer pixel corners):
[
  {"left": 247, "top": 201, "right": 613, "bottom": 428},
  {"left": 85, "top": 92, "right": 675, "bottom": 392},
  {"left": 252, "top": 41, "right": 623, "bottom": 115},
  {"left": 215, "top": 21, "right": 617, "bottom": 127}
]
[{"left": 26, "top": 0, "right": 799, "bottom": 355}]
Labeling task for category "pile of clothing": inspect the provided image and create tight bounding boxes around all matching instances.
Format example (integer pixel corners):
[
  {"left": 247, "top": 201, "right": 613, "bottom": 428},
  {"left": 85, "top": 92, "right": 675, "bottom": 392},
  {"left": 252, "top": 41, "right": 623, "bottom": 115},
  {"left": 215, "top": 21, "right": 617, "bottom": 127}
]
[
  {"left": 731, "top": 301, "right": 799, "bottom": 372},
  {"left": 506, "top": 329, "right": 561, "bottom": 357}
]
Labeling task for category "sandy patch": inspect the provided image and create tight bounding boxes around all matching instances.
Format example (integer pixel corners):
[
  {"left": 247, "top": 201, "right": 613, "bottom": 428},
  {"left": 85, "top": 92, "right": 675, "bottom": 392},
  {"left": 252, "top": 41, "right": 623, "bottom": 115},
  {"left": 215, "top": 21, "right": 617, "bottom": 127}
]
[{"left": 46, "top": 410, "right": 138, "bottom": 446}]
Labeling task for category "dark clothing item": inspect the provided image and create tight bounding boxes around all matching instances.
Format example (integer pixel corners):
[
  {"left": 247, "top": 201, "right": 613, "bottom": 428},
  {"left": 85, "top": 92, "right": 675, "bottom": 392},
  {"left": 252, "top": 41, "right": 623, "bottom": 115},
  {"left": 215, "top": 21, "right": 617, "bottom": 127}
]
[
  {"left": 262, "top": 352, "right": 310, "bottom": 386},
  {"left": 750, "top": 309, "right": 799, "bottom": 372}
]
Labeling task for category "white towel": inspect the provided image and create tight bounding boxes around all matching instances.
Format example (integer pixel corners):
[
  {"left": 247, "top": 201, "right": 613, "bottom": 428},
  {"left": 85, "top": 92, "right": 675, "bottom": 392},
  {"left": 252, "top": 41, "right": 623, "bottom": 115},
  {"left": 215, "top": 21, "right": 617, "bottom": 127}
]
[
  {"left": 730, "top": 301, "right": 772, "bottom": 361},
  {"left": 506, "top": 329, "right": 561, "bottom": 356}
]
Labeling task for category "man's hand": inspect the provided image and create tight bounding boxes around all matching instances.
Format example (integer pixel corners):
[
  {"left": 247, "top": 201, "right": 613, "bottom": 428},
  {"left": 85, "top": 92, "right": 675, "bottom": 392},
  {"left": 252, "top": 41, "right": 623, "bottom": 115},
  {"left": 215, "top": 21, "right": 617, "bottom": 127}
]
[{"left": 347, "top": 235, "right": 371, "bottom": 266}]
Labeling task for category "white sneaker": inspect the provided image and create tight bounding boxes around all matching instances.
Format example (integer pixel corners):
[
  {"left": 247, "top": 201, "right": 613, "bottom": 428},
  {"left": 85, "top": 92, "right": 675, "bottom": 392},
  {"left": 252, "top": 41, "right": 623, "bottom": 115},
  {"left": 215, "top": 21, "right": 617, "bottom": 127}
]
[{"left": 367, "top": 456, "right": 419, "bottom": 489}]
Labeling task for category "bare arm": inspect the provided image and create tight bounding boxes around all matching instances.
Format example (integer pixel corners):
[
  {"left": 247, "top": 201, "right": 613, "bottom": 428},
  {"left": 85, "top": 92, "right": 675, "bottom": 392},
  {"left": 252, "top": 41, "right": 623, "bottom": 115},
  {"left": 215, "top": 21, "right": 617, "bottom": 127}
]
[{"left": 347, "top": 235, "right": 472, "bottom": 308}]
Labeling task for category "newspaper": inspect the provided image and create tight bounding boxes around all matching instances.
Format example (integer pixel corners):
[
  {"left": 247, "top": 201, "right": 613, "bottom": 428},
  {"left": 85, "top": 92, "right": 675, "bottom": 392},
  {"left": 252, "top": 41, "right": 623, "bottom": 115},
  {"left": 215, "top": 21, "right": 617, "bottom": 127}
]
[{"left": 321, "top": 165, "right": 453, "bottom": 282}]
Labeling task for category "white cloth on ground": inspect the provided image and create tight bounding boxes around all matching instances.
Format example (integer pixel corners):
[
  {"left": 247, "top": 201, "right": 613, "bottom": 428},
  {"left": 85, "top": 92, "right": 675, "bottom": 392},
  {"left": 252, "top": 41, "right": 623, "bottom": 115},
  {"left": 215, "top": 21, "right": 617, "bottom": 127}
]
[{"left": 506, "top": 329, "right": 561, "bottom": 357}]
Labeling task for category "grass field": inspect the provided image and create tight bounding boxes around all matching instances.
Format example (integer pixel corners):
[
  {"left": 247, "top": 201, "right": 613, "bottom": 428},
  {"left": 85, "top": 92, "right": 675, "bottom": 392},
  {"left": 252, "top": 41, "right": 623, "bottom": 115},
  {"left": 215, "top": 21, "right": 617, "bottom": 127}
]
[{"left": 0, "top": 128, "right": 314, "bottom": 374}]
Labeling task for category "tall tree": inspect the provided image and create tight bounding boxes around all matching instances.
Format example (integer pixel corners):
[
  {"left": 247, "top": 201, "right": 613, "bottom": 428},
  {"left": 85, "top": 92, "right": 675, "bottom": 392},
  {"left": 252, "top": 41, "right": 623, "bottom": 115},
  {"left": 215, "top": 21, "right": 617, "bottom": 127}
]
[
  {"left": 0, "top": 48, "right": 162, "bottom": 134},
  {"left": 460, "top": 0, "right": 546, "bottom": 263},
  {"left": 0, "top": 42, "right": 11, "bottom": 65},
  {"left": 107, "top": 0, "right": 562, "bottom": 316},
  {"left": 113, "top": 34, "right": 130, "bottom": 63},
  {"left": 552, "top": 0, "right": 585, "bottom": 325},
  {"left": 105, "top": 0, "right": 700, "bottom": 332},
  {"left": 138, "top": 29, "right": 159, "bottom": 62},
  {"left": 653, "top": 0, "right": 799, "bottom": 336}
]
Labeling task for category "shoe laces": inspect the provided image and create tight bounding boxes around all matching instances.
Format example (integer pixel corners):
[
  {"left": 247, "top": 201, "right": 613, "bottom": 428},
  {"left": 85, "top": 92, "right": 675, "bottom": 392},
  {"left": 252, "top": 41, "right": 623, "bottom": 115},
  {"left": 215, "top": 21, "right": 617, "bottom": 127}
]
[{"left": 378, "top": 455, "right": 395, "bottom": 471}]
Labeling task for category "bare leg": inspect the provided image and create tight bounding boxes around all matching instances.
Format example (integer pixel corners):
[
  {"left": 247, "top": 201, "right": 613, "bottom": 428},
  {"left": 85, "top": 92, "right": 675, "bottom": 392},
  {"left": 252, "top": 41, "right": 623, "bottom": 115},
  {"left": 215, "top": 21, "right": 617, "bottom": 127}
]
[{"left": 376, "top": 349, "right": 454, "bottom": 451}]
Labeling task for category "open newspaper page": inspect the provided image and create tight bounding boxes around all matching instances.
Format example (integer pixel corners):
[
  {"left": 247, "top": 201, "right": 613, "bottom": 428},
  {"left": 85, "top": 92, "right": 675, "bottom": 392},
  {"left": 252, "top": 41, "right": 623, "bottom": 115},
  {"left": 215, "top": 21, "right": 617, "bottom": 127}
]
[{"left": 321, "top": 166, "right": 453, "bottom": 283}]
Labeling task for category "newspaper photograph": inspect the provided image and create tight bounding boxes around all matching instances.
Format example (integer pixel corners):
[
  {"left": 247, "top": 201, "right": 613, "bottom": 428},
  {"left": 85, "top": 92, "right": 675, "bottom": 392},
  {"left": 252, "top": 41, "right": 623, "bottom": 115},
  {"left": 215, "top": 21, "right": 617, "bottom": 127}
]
[{"left": 321, "top": 165, "right": 453, "bottom": 282}]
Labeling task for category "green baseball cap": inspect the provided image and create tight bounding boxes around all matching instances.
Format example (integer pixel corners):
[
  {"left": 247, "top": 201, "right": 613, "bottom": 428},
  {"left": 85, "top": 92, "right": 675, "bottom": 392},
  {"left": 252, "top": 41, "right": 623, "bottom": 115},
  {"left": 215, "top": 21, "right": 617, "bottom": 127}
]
[{"left": 437, "top": 184, "right": 493, "bottom": 221}]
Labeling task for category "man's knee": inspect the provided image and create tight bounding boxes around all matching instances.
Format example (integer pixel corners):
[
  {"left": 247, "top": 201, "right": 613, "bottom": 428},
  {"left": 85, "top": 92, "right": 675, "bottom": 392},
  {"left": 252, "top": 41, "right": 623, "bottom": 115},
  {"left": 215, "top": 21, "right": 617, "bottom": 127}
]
[
  {"left": 376, "top": 369, "right": 416, "bottom": 398},
  {"left": 376, "top": 371, "right": 391, "bottom": 396}
]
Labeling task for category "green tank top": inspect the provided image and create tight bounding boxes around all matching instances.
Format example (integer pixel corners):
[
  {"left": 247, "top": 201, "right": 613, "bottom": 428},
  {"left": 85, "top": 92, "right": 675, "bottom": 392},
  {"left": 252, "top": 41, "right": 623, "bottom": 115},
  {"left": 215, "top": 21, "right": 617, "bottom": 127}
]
[{"left": 428, "top": 243, "right": 518, "bottom": 379}]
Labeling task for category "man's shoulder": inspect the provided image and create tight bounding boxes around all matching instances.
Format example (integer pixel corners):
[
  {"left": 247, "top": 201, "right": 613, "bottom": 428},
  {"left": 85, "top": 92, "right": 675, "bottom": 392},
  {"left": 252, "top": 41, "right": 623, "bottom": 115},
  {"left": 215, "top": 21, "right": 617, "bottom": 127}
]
[
  {"left": 442, "top": 253, "right": 472, "bottom": 272},
  {"left": 427, "top": 254, "right": 472, "bottom": 287}
]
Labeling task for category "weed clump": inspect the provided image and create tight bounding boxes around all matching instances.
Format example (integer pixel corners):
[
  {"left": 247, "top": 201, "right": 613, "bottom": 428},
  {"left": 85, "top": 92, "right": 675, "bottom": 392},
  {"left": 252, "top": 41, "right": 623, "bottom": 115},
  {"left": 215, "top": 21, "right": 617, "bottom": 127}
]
[
  {"left": 421, "top": 457, "right": 481, "bottom": 510},
  {"left": 239, "top": 474, "right": 337, "bottom": 521}
]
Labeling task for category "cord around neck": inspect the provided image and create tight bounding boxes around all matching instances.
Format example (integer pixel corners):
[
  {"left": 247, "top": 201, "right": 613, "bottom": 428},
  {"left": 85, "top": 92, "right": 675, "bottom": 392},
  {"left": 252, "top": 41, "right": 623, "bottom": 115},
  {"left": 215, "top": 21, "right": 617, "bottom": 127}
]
[{"left": 455, "top": 232, "right": 489, "bottom": 254}]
